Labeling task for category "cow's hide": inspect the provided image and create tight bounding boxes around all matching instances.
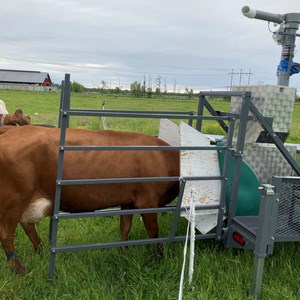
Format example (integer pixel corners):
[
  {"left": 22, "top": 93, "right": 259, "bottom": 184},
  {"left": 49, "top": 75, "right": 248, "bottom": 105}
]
[{"left": 0, "top": 125, "right": 179, "bottom": 275}]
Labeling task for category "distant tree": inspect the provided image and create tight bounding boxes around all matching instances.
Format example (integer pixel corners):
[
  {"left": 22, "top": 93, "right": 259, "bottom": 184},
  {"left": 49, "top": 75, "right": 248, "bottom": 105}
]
[
  {"left": 146, "top": 87, "right": 153, "bottom": 98},
  {"left": 100, "top": 80, "right": 107, "bottom": 93},
  {"left": 185, "top": 88, "right": 194, "bottom": 99},
  {"left": 155, "top": 87, "right": 161, "bottom": 96},
  {"left": 156, "top": 75, "right": 162, "bottom": 96},
  {"left": 130, "top": 81, "right": 142, "bottom": 97},
  {"left": 142, "top": 75, "right": 146, "bottom": 96},
  {"left": 71, "top": 81, "right": 84, "bottom": 93},
  {"left": 115, "top": 86, "right": 121, "bottom": 95}
]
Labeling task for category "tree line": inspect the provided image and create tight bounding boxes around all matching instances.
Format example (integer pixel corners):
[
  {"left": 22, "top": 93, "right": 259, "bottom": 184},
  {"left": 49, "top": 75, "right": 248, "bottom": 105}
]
[{"left": 68, "top": 80, "right": 194, "bottom": 99}]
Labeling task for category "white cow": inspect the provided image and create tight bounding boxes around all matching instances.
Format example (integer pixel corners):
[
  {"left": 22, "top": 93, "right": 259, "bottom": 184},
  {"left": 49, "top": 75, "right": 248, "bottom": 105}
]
[{"left": 0, "top": 99, "right": 8, "bottom": 114}]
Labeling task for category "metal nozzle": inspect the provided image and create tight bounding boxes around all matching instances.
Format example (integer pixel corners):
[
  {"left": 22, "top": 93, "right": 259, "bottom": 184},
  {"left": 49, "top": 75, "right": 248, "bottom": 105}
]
[{"left": 242, "top": 6, "right": 285, "bottom": 24}]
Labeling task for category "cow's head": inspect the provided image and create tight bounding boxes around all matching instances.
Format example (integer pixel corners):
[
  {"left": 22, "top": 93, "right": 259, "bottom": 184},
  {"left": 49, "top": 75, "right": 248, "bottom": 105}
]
[{"left": 0, "top": 109, "right": 31, "bottom": 126}]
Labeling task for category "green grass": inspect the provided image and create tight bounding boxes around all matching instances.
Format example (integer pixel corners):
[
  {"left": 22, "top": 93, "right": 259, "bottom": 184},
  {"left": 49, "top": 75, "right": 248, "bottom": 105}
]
[
  {"left": 0, "top": 89, "right": 229, "bottom": 134},
  {"left": 3, "top": 216, "right": 300, "bottom": 300},
  {"left": 1, "top": 89, "right": 300, "bottom": 299},
  {"left": 2, "top": 89, "right": 300, "bottom": 142}
]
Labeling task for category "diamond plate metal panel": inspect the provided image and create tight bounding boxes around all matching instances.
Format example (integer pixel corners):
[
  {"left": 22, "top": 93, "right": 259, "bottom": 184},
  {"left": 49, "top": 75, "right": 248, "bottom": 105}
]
[
  {"left": 234, "top": 142, "right": 297, "bottom": 184},
  {"left": 231, "top": 85, "right": 296, "bottom": 142}
]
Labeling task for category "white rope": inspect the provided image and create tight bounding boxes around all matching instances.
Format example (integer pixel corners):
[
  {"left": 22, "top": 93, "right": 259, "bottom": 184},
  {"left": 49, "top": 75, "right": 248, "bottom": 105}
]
[
  {"left": 178, "top": 188, "right": 196, "bottom": 300},
  {"left": 189, "top": 189, "right": 196, "bottom": 285},
  {"left": 178, "top": 211, "right": 190, "bottom": 300}
]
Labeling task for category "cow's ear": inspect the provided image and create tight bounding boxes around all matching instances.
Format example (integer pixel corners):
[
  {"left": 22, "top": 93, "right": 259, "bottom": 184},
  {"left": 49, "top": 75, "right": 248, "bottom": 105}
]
[{"left": 15, "top": 109, "right": 23, "bottom": 115}]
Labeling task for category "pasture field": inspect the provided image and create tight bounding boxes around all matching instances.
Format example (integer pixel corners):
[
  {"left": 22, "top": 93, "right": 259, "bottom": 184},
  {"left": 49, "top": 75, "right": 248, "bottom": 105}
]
[{"left": 1, "top": 89, "right": 300, "bottom": 300}]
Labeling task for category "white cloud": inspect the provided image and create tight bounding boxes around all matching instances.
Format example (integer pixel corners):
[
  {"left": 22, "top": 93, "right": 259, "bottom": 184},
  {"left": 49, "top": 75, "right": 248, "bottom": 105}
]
[{"left": 1, "top": 0, "right": 300, "bottom": 90}]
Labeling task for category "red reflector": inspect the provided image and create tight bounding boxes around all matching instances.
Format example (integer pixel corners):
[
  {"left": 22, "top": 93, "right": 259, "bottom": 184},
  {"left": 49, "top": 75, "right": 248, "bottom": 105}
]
[{"left": 233, "top": 232, "right": 246, "bottom": 246}]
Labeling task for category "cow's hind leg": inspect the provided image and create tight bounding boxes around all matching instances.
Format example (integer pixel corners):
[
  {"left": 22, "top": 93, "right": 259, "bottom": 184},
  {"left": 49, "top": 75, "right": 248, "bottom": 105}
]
[
  {"left": 20, "top": 222, "right": 42, "bottom": 252},
  {"left": 0, "top": 215, "right": 26, "bottom": 275},
  {"left": 141, "top": 213, "right": 163, "bottom": 257},
  {"left": 120, "top": 205, "right": 134, "bottom": 242}
]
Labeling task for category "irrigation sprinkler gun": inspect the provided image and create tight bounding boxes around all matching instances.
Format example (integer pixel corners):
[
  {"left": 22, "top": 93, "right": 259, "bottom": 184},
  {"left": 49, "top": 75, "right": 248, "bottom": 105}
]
[{"left": 242, "top": 6, "right": 300, "bottom": 86}]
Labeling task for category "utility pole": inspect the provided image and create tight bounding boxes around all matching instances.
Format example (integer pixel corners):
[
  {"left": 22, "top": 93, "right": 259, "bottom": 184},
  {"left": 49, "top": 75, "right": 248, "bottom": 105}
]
[
  {"left": 228, "top": 68, "right": 253, "bottom": 89},
  {"left": 229, "top": 69, "right": 235, "bottom": 89},
  {"left": 173, "top": 78, "right": 177, "bottom": 94},
  {"left": 248, "top": 68, "right": 253, "bottom": 84}
]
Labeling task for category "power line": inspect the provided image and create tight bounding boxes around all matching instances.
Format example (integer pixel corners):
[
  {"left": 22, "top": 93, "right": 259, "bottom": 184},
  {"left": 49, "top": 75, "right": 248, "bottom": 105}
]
[{"left": 228, "top": 68, "right": 253, "bottom": 89}]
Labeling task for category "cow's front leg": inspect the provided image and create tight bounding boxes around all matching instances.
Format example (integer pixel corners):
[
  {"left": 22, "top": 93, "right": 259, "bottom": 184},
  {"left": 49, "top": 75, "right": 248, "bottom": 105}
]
[
  {"left": 0, "top": 210, "right": 26, "bottom": 275},
  {"left": 0, "top": 219, "right": 26, "bottom": 275},
  {"left": 6, "top": 251, "right": 26, "bottom": 276}
]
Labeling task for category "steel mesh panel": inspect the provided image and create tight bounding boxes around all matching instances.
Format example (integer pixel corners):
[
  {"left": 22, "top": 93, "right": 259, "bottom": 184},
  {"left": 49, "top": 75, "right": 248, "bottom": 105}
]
[{"left": 275, "top": 182, "right": 300, "bottom": 237}]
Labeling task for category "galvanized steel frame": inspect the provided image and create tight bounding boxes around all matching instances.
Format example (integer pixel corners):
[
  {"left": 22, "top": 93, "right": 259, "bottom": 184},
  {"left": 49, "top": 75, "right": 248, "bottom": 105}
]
[
  {"left": 48, "top": 75, "right": 242, "bottom": 282},
  {"left": 194, "top": 90, "right": 300, "bottom": 299},
  {"left": 49, "top": 74, "right": 300, "bottom": 300},
  {"left": 51, "top": 74, "right": 300, "bottom": 284}
]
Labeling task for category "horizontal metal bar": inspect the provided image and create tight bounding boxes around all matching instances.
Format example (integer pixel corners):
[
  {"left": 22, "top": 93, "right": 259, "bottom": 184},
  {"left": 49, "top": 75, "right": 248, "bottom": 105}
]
[
  {"left": 56, "top": 206, "right": 178, "bottom": 219},
  {"left": 72, "top": 109, "right": 195, "bottom": 115},
  {"left": 51, "top": 233, "right": 217, "bottom": 253},
  {"left": 54, "top": 204, "right": 221, "bottom": 219},
  {"left": 59, "top": 145, "right": 227, "bottom": 151},
  {"left": 63, "top": 110, "right": 231, "bottom": 120},
  {"left": 57, "top": 175, "right": 223, "bottom": 185},
  {"left": 273, "top": 175, "right": 300, "bottom": 184},
  {"left": 274, "top": 236, "right": 300, "bottom": 242},
  {"left": 199, "top": 91, "right": 247, "bottom": 97}
]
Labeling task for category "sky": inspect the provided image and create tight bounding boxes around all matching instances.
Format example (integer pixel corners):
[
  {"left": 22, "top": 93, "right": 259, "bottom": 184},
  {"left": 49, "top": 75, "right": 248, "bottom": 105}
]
[{"left": 1, "top": 0, "right": 300, "bottom": 92}]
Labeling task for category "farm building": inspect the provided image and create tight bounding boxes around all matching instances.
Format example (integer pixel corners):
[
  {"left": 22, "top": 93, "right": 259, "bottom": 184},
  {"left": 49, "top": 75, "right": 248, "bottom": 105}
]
[
  {"left": 0, "top": 69, "right": 52, "bottom": 86},
  {"left": 0, "top": 69, "right": 57, "bottom": 92}
]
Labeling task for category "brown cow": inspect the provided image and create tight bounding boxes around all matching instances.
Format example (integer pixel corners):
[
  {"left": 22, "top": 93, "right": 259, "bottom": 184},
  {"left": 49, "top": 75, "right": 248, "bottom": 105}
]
[
  {"left": 0, "top": 109, "right": 31, "bottom": 126},
  {"left": 0, "top": 125, "right": 179, "bottom": 275}
]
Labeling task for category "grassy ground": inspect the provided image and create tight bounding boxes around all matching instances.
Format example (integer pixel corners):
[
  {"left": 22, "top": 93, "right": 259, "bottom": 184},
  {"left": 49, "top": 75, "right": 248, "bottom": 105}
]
[
  {"left": 1, "top": 90, "right": 206, "bottom": 133},
  {"left": 1, "top": 89, "right": 300, "bottom": 299}
]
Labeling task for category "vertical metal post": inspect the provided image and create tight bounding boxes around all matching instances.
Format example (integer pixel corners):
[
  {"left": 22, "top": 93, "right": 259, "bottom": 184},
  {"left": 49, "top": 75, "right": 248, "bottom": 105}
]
[
  {"left": 188, "top": 111, "right": 194, "bottom": 126},
  {"left": 48, "top": 74, "right": 71, "bottom": 283},
  {"left": 58, "top": 80, "right": 65, "bottom": 128},
  {"left": 170, "top": 180, "right": 186, "bottom": 239},
  {"left": 227, "top": 92, "right": 251, "bottom": 223},
  {"left": 251, "top": 184, "right": 276, "bottom": 300},
  {"left": 196, "top": 93, "right": 205, "bottom": 131},
  {"left": 215, "top": 117, "right": 236, "bottom": 238},
  {"left": 277, "top": 14, "right": 300, "bottom": 86},
  {"left": 251, "top": 257, "right": 265, "bottom": 300}
]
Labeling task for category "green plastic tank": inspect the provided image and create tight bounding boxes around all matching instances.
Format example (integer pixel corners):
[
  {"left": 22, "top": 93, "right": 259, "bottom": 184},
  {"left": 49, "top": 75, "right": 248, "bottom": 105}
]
[{"left": 217, "top": 141, "right": 260, "bottom": 216}]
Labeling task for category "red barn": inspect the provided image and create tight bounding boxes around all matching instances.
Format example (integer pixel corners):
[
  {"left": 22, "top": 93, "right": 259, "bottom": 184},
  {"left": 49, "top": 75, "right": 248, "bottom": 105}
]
[{"left": 0, "top": 69, "right": 52, "bottom": 86}]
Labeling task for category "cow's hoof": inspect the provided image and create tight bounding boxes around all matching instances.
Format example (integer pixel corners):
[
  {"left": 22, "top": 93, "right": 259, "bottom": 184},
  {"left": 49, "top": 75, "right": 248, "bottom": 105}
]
[
  {"left": 9, "top": 259, "right": 26, "bottom": 276},
  {"left": 155, "top": 243, "right": 164, "bottom": 258}
]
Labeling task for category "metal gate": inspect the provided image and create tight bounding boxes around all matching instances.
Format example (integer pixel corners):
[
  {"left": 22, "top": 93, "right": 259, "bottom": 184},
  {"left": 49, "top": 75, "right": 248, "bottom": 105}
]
[{"left": 48, "top": 74, "right": 240, "bottom": 282}]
